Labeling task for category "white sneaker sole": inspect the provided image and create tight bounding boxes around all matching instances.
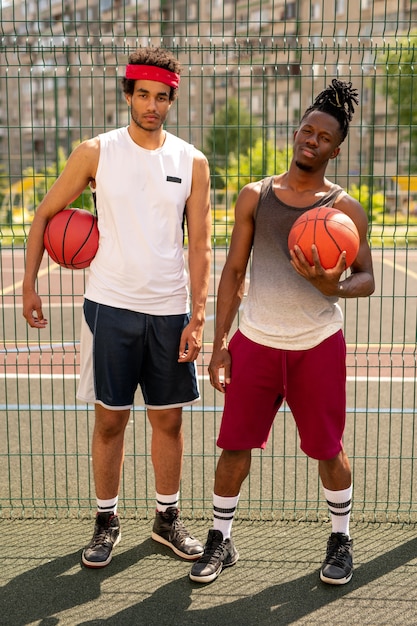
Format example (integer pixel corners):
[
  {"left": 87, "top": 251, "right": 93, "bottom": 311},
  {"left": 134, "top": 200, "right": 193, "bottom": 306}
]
[
  {"left": 82, "top": 532, "right": 121, "bottom": 568},
  {"left": 151, "top": 531, "right": 204, "bottom": 561},
  {"left": 189, "top": 552, "right": 239, "bottom": 583},
  {"left": 320, "top": 569, "right": 353, "bottom": 585}
]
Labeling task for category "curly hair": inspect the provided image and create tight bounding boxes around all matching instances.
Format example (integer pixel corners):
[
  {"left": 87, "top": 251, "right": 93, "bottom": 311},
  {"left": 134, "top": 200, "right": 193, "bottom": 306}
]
[
  {"left": 301, "top": 79, "right": 359, "bottom": 143},
  {"left": 121, "top": 47, "right": 181, "bottom": 100}
]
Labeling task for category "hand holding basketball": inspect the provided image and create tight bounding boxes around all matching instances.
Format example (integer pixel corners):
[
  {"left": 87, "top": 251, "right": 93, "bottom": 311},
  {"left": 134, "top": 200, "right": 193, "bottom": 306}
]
[
  {"left": 43, "top": 208, "right": 99, "bottom": 269},
  {"left": 288, "top": 206, "right": 360, "bottom": 270}
]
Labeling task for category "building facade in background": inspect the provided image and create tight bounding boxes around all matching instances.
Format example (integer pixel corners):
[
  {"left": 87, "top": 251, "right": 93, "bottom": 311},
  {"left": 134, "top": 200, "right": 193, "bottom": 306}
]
[{"left": 0, "top": 0, "right": 416, "bottom": 212}]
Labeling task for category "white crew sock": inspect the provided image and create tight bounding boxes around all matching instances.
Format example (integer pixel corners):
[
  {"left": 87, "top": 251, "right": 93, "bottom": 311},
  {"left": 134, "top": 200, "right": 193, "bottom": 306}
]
[
  {"left": 323, "top": 485, "right": 352, "bottom": 537},
  {"left": 97, "top": 496, "right": 118, "bottom": 516},
  {"left": 213, "top": 493, "right": 240, "bottom": 539},
  {"left": 156, "top": 491, "right": 179, "bottom": 513}
]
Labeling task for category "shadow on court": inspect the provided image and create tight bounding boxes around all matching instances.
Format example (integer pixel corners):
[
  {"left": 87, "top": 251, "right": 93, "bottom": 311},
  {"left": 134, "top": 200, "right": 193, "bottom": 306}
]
[{"left": 1, "top": 519, "right": 417, "bottom": 625}]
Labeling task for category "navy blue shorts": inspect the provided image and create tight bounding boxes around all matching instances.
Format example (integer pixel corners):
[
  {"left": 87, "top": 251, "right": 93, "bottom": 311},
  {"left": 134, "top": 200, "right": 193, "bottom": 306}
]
[{"left": 77, "top": 299, "right": 200, "bottom": 410}]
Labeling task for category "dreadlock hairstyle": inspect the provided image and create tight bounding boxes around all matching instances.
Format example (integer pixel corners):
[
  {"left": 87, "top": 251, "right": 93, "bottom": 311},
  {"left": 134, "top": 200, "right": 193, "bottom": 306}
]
[{"left": 301, "top": 79, "right": 359, "bottom": 143}]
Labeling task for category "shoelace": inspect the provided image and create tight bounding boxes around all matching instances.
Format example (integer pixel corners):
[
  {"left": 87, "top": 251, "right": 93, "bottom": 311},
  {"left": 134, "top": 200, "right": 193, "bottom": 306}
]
[
  {"left": 91, "top": 521, "right": 112, "bottom": 546},
  {"left": 198, "top": 538, "right": 226, "bottom": 564},
  {"left": 171, "top": 517, "right": 191, "bottom": 541},
  {"left": 326, "top": 540, "right": 350, "bottom": 567}
]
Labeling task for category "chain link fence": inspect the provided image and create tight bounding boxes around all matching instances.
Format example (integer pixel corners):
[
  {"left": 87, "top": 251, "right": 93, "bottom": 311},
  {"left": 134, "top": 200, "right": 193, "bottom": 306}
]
[{"left": 1, "top": 0, "right": 416, "bottom": 520}]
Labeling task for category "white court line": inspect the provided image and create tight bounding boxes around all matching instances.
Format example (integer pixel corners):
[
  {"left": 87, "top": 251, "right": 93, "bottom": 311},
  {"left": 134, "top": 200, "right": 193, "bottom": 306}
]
[
  {"left": 1, "top": 298, "right": 217, "bottom": 309},
  {"left": 2, "top": 341, "right": 412, "bottom": 352},
  {"left": 2, "top": 373, "right": 415, "bottom": 382},
  {"left": 0, "top": 403, "right": 414, "bottom": 415},
  {"left": 1, "top": 302, "right": 84, "bottom": 309},
  {"left": 382, "top": 257, "right": 417, "bottom": 280},
  {"left": 0, "top": 262, "right": 60, "bottom": 296}
]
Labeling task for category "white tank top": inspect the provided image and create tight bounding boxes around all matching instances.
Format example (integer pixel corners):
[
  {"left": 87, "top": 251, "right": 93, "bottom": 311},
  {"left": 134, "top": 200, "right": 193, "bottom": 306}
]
[{"left": 85, "top": 127, "right": 195, "bottom": 314}]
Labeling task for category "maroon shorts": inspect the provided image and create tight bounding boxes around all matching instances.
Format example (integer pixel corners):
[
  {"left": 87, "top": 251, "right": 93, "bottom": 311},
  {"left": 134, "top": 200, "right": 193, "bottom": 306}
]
[{"left": 216, "top": 329, "right": 346, "bottom": 460}]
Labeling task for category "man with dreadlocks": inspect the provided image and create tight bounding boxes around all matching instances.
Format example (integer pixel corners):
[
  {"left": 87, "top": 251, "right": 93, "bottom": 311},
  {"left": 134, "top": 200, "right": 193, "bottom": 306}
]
[{"left": 190, "top": 79, "right": 374, "bottom": 585}]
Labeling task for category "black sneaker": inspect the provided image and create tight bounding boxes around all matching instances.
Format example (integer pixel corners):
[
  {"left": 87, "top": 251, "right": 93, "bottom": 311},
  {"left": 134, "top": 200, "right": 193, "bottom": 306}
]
[
  {"left": 189, "top": 529, "right": 239, "bottom": 583},
  {"left": 320, "top": 532, "right": 353, "bottom": 585},
  {"left": 151, "top": 507, "right": 204, "bottom": 561},
  {"left": 82, "top": 512, "right": 121, "bottom": 568}
]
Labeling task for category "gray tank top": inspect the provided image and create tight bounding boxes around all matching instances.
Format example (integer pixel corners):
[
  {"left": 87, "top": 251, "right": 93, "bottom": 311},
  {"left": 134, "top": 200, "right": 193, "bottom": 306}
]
[{"left": 239, "top": 176, "right": 345, "bottom": 350}]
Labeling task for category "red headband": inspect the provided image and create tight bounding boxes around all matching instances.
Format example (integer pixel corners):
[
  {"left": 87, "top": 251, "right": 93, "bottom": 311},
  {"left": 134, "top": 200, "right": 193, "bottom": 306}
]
[{"left": 125, "top": 64, "right": 180, "bottom": 89}]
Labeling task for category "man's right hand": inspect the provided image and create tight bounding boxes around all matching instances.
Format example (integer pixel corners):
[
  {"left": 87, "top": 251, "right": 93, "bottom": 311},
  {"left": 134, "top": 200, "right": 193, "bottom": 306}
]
[
  {"left": 22, "top": 289, "right": 48, "bottom": 329},
  {"left": 208, "top": 345, "right": 231, "bottom": 393}
]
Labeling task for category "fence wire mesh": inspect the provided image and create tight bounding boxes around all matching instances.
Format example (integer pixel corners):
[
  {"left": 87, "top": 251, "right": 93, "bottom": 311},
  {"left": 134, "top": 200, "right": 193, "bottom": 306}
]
[{"left": 1, "top": 0, "right": 416, "bottom": 520}]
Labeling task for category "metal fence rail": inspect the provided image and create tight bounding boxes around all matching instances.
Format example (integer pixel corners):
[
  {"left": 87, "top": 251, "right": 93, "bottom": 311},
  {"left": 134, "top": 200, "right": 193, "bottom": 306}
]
[{"left": 1, "top": 0, "right": 416, "bottom": 520}]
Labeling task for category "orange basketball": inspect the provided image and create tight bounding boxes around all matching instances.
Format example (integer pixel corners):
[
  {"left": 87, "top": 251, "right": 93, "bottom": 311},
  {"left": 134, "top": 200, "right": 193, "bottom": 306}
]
[
  {"left": 43, "top": 208, "right": 99, "bottom": 270},
  {"left": 288, "top": 206, "right": 360, "bottom": 269}
]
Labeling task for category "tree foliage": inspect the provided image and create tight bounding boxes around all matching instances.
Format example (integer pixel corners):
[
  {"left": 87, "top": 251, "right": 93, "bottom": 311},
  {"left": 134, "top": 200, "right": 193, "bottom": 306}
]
[
  {"left": 219, "top": 137, "right": 291, "bottom": 194},
  {"left": 348, "top": 183, "right": 385, "bottom": 221},
  {"left": 1, "top": 143, "right": 95, "bottom": 227},
  {"left": 34, "top": 145, "right": 95, "bottom": 212},
  {"left": 380, "top": 35, "right": 417, "bottom": 171},
  {"left": 205, "top": 97, "right": 262, "bottom": 166}
]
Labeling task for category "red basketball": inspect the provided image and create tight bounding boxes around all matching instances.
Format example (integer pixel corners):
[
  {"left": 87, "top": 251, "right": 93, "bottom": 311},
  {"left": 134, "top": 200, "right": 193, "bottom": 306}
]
[
  {"left": 288, "top": 206, "right": 360, "bottom": 269},
  {"left": 43, "top": 208, "right": 99, "bottom": 270}
]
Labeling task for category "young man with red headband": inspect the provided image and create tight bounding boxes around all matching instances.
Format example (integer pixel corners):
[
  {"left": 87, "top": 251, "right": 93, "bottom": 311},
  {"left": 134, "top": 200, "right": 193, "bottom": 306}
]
[{"left": 22, "top": 47, "right": 211, "bottom": 568}]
